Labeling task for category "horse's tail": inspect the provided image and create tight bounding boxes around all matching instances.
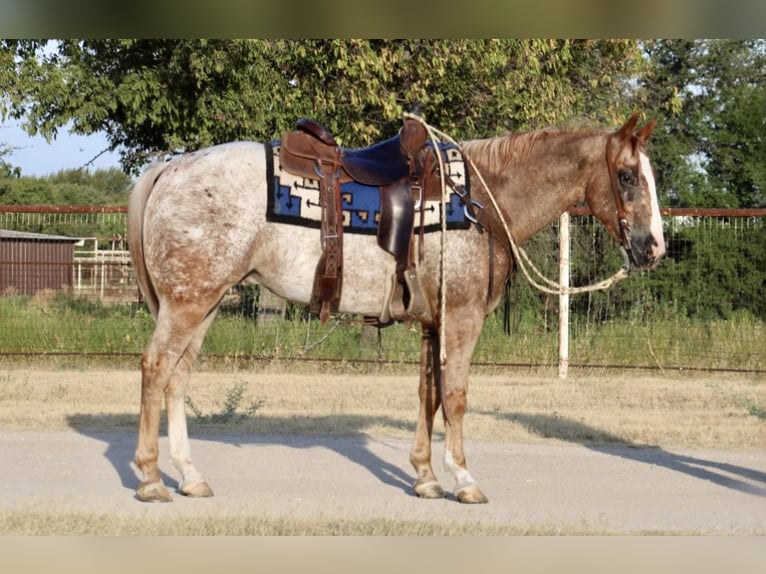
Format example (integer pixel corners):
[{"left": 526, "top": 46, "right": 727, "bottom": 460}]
[{"left": 127, "top": 162, "right": 169, "bottom": 318}]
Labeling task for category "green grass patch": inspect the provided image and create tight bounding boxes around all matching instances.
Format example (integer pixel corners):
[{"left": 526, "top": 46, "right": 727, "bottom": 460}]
[{"left": 0, "top": 292, "right": 763, "bottom": 371}]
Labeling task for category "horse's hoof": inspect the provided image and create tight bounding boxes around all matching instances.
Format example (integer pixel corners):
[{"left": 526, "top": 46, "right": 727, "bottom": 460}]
[
  {"left": 180, "top": 480, "right": 214, "bottom": 498},
  {"left": 456, "top": 484, "right": 489, "bottom": 504},
  {"left": 414, "top": 479, "right": 445, "bottom": 499},
  {"left": 136, "top": 481, "right": 173, "bottom": 503}
]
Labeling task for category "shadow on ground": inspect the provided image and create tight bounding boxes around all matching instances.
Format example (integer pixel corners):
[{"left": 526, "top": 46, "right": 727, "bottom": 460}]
[
  {"left": 487, "top": 411, "right": 766, "bottom": 497},
  {"left": 66, "top": 410, "right": 766, "bottom": 501},
  {"left": 66, "top": 413, "right": 419, "bottom": 499}
]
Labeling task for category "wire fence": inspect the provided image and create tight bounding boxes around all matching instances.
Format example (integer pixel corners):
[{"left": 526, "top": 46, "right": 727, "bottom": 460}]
[{"left": 1, "top": 205, "right": 764, "bottom": 372}]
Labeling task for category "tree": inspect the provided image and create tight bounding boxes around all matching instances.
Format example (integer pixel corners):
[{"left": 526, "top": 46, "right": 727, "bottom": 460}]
[
  {"left": 638, "top": 39, "right": 765, "bottom": 208},
  {"left": 2, "top": 39, "right": 646, "bottom": 174},
  {"left": 0, "top": 143, "right": 21, "bottom": 178},
  {"left": 706, "top": 83, "right": 765, "bottom": 208}
]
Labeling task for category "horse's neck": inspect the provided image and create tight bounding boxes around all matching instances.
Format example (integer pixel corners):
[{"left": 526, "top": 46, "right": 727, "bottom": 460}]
[{"left": 465, "top": 131, "right": 605, "bottom": 244}]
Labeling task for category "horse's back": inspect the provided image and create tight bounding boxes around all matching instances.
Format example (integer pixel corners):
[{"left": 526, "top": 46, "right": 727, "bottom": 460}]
[{"left": 139, "top": 142, "right": 270, "bottom": 301}]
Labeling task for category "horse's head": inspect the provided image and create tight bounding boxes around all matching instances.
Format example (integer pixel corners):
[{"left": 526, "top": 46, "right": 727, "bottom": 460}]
[{"left": 588, "top": 112, "right": 666, "bottom": 271}]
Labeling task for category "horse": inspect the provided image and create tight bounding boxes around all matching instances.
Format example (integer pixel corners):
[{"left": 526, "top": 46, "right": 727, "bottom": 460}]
[{"left": 127, "top": 111, "right": 665, "bottom": 504}]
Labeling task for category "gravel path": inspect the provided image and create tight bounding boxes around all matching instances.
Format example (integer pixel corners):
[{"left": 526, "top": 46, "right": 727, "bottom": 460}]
[{"left": 1, "top": 430, "right": 764, "bottom": 533}]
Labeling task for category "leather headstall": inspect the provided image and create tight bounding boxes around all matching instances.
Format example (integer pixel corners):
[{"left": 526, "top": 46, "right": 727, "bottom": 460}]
[{"left": 605, "top": 134, "right": 635, "bottom": 268}]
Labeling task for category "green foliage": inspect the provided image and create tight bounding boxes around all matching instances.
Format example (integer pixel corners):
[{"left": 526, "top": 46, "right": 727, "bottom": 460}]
[
  {"left": 649, "top": 220, "right": 766, "bottom": 320},
  {"left": 2, "top": 39, "right": 763, "bottom": 208},
  {"left": 0, "top": 142, "right": 21, "bottom": 178},
  {"left": 1, "top": 289, "right": 762, "bottom": 371},
  {"left": 0, "top": 167, "right": 131, "bottom": 205},
  {"left": 706, "top": 83, "right": 766, "bottom": 208},
  {"left": 638, "top": 39, "right": 766, "bottom": 208},
  {"left": 1, "top": 39, "right": 644, "bottom": 173},
  {"left": 560, "top": 216, "right": 766, "bottom": 322},
  {"left": 0, "top": 293, "right": 154, "bottom": 355}
]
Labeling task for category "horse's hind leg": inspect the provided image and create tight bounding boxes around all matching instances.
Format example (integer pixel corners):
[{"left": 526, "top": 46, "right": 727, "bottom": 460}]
[
  {"left": 410, "top": 328, "right": 445, "bottom": 499},
  {"left": 165, "top": 310, "right": 218, "bottom": 498},
  {"left": 135, "top": 342, "right": 176, "bottom": 502},
  {"left": 134, "top": 303, "right": 214, "bottom": 502}
]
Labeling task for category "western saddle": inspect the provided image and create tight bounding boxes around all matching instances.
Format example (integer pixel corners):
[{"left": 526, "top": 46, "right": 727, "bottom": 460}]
[{"left": 279, "top": 112, "right": 439, "bottom": 325}]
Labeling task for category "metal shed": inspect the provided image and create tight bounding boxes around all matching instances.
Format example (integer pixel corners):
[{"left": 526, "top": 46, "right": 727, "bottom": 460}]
[{"left": 0, "top": 229, "right": 80, "bottom": 296}]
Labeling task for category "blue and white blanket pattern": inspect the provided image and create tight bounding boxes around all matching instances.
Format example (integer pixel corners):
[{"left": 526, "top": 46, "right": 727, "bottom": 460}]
[{"left": 266, "top": 142, "right": 471, "bottom": 234}]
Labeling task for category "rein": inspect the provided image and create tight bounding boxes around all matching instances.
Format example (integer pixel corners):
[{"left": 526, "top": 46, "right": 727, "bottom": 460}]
[{"left": 404, "top": 112, "right": 631, "bottom": 303}]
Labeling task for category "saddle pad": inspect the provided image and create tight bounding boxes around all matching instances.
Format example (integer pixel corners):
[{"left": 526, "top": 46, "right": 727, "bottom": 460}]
[{"left": 265, "top": 142, "right": 471, "bottom": 234}]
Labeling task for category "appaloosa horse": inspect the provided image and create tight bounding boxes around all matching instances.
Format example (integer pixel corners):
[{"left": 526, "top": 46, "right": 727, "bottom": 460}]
[{"left": 127, "top": 112, "right": 664, "bottom": 503}]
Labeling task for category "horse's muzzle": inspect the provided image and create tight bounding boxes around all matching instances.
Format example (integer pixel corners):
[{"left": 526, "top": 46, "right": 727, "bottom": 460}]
[{"left": 628, "top": 232, "right": 665, "bottom": 270}]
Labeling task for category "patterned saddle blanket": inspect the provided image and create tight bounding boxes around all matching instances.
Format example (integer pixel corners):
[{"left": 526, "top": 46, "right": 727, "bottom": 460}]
[{"left": 265, "top": 142, "right": 471, "bottom": 234}]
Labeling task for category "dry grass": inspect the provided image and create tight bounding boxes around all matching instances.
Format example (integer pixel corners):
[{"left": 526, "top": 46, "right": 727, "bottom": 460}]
[
  {"left": 0, "top": 507, "right": 607, "bottom": 536},
  {"left": 0, "top": 366, "right": 763, "bottom": 449}
]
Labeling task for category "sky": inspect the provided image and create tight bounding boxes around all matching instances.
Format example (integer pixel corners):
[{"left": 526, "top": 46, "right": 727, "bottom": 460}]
[{"left": 0, "top": 119, "right": 122, "bottom": 177}]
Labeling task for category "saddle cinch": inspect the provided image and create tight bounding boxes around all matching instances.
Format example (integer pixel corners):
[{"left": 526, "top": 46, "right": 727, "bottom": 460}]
[{"left": 279, "top": 115, "right": 442, "bottom": 325}]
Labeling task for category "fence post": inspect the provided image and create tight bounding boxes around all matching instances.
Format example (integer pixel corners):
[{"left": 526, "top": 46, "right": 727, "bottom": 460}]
[{"left": 558, "top": 212, "right": 570, "bottom": 379}]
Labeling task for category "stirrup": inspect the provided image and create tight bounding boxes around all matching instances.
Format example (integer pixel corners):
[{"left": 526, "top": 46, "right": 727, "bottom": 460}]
[
  {"left": 402, "top": 268, "right": 428, "bottom": 318},
  {"left": 389, "top": 274, "right": 406, "bottom": 320},
  {"left": 387, "top": 269, "right": 430, "bottom": 323}
]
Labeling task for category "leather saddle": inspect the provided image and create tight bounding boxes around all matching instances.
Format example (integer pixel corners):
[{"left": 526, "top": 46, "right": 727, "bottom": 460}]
[
  {"left": 281, "top": 118, "right": 411, "bottom": 186},
  {"left": 279, "top": 115, "right": 433, "bottom": 325}
]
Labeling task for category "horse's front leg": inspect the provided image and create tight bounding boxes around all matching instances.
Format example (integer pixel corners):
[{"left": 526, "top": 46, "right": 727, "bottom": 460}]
[
  {"left": 441, "top": 314, "right": 489, "bottom": 504},
  {"left": 410, "top": 329, "right": 445, "bottom": 499},
  {"left": 442, "top": 378, "right": 488, "bottom": 504}
]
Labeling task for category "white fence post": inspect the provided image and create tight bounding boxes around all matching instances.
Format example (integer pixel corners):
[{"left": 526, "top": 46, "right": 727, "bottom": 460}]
[{"left": 558, "top": 211, "right": 570, "bottom": 379}]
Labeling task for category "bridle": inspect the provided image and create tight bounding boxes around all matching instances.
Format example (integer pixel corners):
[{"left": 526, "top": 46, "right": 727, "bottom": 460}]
[{"left": 605, "top": 134, "right": 636, "bottom": 270}]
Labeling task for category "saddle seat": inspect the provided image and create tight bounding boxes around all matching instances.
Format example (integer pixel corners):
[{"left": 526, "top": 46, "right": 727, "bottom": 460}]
[{"left": 282, "top": 118, "right": 411, "bottom": 186}]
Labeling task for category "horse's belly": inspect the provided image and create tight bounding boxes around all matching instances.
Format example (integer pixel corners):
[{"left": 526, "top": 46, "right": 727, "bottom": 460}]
[{"left": 250, "top": 224, "right": 395, "bottom": 317}]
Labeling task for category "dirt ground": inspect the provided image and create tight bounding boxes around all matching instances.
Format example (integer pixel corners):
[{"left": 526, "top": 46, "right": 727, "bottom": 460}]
[
  {"left": 0, "top": 368, "right": 764, "bottom": 534},
  {"left": 0, "top": 430, "right": 764, "bottom": 533}
]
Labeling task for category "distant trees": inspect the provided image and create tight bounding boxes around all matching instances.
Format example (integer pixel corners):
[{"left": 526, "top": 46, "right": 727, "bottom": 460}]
[{"left": 0, "top": 167, "right": 132, "bottom": 204}]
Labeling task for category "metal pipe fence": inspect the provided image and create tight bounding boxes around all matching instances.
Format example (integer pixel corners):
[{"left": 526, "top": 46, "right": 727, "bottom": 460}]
[{"left": 1, "top": 205, "right": 764, "bottom": 372}]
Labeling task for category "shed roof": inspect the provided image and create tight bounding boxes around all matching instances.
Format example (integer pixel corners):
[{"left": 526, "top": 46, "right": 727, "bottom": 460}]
[{"left": 0, "top": 229, "right": 81, "bottom": 242}]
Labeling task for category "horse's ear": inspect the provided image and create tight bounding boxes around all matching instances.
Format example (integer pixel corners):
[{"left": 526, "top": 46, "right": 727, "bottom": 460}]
[
  {"left": 635, "top": 117, "right": 658, "bottom": 144},
  {"left": 617, "top": 111, "right": 642, "bottom": 140}
]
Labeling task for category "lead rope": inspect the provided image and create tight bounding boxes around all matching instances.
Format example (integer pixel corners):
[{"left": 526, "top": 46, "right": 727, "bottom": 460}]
[
  {"left": 404, "top": 112, "right": 631, "bottom": 365},
  {"left": 413, "top": 115, "right": 450, "bottom": 366}
]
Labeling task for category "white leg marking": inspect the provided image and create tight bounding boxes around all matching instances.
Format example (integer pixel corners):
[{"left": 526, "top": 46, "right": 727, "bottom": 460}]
[
  {"left": 444, "top": 450, "right": 477, "bottom": 491},
  {"left": 167, "top": 391, "right": 205, "bottom": 488}
]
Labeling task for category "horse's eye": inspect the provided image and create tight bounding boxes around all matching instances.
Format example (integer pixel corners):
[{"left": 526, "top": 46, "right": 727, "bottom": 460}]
[{"left": 618, "top": 169, "right": 637, "bottom": 186}]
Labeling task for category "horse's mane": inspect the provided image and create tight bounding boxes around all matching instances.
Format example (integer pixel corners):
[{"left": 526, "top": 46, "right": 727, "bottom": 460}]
[{"left": 461, "top": 123, "right": 607, "bottom": 169}]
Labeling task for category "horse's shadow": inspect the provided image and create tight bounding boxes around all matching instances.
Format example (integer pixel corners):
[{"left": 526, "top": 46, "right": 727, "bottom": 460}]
[
  {"left": 66, "top": 410, "right": 766, "bottom": 500},
  {"left": 487, "top": 411, "right": 766, "bottom": 497},
  {"left": 65, "top": 413, "right": 419, "bottom": 499}
]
